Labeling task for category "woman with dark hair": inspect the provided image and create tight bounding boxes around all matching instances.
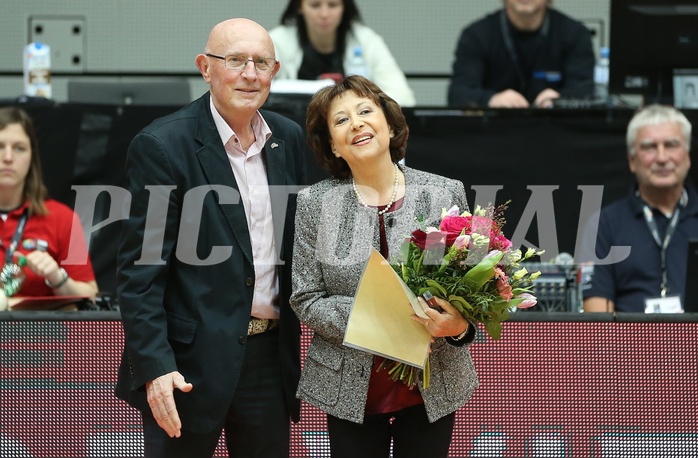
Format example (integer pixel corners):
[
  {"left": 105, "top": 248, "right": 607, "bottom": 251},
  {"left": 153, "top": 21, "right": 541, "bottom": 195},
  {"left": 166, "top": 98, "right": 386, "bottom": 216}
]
[
  {"left": 291, "top": 75, "right": 478, "bottom": 457},
  {"left": 270, "top": 0, "right": 416, "bottom": 106},
  {"left": 0, "top": 106, "right": 97, "bottom": 304}
]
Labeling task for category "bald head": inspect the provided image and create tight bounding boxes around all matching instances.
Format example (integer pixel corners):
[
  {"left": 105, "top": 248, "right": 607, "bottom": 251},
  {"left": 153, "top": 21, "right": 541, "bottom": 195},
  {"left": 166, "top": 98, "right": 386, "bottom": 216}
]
[
  {"left": 196, "top": 17, "right": 279, "bottom": 128},
  {"left": 205, "top": 18, "right": 276, "bottom": 59}
]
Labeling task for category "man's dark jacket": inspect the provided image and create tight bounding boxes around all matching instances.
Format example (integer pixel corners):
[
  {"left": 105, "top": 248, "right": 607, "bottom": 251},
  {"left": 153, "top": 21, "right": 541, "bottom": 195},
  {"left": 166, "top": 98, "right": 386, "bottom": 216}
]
[{"left": 115, "top": 92, "right": 307, "bottom": 433}]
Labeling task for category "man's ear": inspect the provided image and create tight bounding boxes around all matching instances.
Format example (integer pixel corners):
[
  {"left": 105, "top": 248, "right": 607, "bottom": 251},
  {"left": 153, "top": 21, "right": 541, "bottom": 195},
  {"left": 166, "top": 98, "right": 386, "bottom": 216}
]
[
  {"left": 195, "top": 54, "right": 211, "bottom": 82},
  {"left": 627, "top": 153, "right": 637, "bottom": 174},
  {"left": 271, "top": 60, "right": 281, "bottom": 79}
]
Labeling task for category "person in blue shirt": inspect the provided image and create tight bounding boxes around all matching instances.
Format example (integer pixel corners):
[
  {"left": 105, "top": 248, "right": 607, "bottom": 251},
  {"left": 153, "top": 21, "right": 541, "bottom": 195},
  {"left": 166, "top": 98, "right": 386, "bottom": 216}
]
[{"left": 582, "top": 105, "right": 698, "bottom": 313}]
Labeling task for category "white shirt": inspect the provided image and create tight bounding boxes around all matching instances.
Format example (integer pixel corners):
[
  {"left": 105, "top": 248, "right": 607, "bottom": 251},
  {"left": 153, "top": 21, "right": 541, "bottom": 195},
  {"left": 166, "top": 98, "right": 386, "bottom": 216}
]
[{"left": 210, "top": 99, "right": 280, "bottom": 319}]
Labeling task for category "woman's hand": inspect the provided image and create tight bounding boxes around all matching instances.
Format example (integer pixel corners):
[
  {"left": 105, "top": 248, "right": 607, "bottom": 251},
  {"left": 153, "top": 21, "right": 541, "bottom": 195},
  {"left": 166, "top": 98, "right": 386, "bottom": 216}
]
[
  {"left": 411, "top": 295, "right": 469, "bottom": 338},
  {"left": 17, "top": 250, "right": 62, "bottom": 284},
  {"left": 14, "top": 250, "right": 98, "bottom": 299}
]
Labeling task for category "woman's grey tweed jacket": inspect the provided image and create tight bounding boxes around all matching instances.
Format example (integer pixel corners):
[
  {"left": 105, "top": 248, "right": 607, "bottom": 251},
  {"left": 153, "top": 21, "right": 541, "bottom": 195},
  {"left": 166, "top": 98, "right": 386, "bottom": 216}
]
[{"left": 291, "top": 165, "right": 480, "bottom": 424}]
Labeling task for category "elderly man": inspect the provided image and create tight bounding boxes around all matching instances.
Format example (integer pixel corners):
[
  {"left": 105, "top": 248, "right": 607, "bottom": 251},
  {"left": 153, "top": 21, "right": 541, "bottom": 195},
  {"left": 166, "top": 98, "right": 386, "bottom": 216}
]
[
  {"left": 115, "top": 18, "right": 307, "bottom": 457},
  {"left": 448, "top": 0, "right": 594, "bottom": 108},
  {"left": 583, "top": 104, "right": 698, "bottom": 313}
]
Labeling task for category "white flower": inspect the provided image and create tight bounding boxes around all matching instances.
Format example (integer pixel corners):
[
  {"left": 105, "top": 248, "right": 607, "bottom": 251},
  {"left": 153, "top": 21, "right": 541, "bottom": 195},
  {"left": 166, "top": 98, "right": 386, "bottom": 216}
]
[
  {"left": 524, "top": 247, "right": 537, "bottom": 259},
  {"left": 453, "top": 234, "right": 471, "bottom": 250},
  {"left": 502, "top": 249, "right": 522, "bottom": 266},
  {"left": 442, "top": 205, "right": 460, "bottom": 218},
  {"left": 473, "top": 205, "right": 487, "bottom": 217},
  {"left": 512, "top": 268, "right": 528, "bottom": 281},
  {"left": 471, "top": 233, "right": 490, "bottom": 248}
]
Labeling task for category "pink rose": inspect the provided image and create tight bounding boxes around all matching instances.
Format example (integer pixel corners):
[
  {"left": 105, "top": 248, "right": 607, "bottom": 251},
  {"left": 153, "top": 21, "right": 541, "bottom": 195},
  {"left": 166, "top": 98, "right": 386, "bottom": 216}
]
[
  {"left": 490, "top": 235, "right": 513, "bottom": 252},
  {"left": 470, "top": 215, "right": 498, "bottom": 234},
  {"left": 440, "top": 215, "right": 472, "bottom": 246}
]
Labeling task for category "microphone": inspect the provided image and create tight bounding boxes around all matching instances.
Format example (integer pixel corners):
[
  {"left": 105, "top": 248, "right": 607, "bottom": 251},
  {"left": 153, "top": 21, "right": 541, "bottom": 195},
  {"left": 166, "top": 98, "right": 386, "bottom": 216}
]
[{"left": 387, "top": 218, "right": 395, "bottom": 227}]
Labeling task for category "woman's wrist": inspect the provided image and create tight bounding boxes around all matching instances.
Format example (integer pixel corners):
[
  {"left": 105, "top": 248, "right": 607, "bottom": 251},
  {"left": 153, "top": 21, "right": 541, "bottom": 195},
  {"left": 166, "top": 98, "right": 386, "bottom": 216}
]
[
  {"left": 45, "top": 267, "right": 70, "bottom": 289},
  {"left": 450, "top": 323, "right": 469, "bottom": 341}
]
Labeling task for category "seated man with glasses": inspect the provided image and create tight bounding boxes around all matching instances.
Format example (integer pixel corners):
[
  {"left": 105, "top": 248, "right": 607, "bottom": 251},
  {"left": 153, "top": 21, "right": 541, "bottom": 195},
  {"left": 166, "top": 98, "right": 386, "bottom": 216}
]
[
  {"left": 580, "top": 105, "right": 698, "bottom": 313},
  {"left": 115, "top": 17, "right": 307, "bottom": 458}
]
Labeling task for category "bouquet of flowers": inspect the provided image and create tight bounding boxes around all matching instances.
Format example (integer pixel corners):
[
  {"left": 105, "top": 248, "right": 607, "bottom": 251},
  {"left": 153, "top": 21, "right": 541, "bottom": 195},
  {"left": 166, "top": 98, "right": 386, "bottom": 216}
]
[{"left": 382, "top": 202, "right": 544, "bottom": 388}]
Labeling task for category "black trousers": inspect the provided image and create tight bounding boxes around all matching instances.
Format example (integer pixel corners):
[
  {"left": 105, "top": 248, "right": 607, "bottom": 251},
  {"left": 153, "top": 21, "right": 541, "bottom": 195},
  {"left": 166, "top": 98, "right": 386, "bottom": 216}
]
[
  {"left": 326, "top": 403, "right": 456, "bottom": 458},
  {"left": 142, "top": 329, "right": 289, "bottom": 458}
]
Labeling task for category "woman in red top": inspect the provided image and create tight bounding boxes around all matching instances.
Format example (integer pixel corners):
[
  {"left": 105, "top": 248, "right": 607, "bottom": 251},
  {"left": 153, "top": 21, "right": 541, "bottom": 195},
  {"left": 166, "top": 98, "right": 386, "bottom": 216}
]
[{"left": 0, "top": 106, "right": 97, "bottom": 304}]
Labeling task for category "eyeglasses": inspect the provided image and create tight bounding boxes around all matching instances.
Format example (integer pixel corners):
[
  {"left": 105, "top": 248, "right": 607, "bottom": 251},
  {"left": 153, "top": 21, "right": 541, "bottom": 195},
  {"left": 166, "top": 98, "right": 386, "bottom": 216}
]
[{"left": 205, "top": 53, "right": 277, "bottom": 73}]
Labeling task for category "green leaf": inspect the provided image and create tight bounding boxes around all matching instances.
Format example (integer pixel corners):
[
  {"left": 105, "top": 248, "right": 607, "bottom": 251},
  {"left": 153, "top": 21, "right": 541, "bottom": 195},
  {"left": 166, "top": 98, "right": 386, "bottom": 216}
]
[
  {"left": 463, "top": 251, "right": 504, "bottom": 291},
  {"left": 507, "top": 297, "right": 524, "bottom": 308},
  {"left": 448, "top": 294, "right": 473, "bottom": 313},
  {"left": 425, "top": 279, "right": 448, "bottom": 297},
  {"left": 485, "top": 321, "right": 502, "bottom": 340},
  {"left": 399, "top": 240, "right": 410, "bottom": 263},
  {"left": 414, "top": 249, "right": 425, "bottom": 274}
]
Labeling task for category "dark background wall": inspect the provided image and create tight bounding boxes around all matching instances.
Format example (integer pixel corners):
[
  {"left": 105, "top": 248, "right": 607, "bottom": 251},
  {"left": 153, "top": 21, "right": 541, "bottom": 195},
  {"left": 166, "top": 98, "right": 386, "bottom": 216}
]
[{"left": 9, "top": 101, "right": 698, "bottom": 296}]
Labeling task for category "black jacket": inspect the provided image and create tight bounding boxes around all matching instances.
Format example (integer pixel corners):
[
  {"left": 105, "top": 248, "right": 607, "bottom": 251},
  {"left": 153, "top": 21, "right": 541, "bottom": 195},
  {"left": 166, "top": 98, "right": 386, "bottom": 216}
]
[{"left": 115, "top": 93, "right": 307, "bottom": 432}]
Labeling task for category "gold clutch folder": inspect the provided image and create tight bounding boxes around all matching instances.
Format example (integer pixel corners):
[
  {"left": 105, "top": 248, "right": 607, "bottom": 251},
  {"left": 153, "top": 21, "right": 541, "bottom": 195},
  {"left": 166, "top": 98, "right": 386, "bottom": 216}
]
[{"left": 343, "top": 247, "right": 432, "bottom": 369}]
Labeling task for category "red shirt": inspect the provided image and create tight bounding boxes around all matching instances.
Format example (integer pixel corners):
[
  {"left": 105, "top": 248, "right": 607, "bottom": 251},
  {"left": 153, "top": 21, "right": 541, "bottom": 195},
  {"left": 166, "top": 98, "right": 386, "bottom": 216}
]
[
  {"left": 0, "top": 200, "right": 95, "bottom": 297},
  {"left": 364, "top": 197, "right": 424, "bottom": 415}
]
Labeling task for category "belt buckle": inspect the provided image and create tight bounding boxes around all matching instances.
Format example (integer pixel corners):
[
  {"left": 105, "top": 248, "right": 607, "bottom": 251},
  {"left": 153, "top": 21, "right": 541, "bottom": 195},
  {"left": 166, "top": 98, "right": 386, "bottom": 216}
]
[{"left": 248, "top": 317, "right": 278, "bottom": 336}]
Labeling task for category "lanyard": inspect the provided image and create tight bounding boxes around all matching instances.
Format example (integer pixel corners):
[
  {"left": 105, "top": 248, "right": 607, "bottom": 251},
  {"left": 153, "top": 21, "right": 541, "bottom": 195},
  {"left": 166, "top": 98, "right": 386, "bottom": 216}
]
[
  {"left": 2, "top": 208, "right": 29, "bottom": 265},
  {"left": 642, "top": 204, "right": 680, "bottom": 297},
  {"left": 499, "top": 9, "right": 550, "bottom": 91}
]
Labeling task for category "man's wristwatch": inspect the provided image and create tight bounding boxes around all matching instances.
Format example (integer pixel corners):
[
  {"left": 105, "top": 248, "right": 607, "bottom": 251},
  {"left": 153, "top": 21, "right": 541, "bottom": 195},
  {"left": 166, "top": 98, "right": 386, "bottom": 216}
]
[{"left": 45, "top": 268, "right": 70, "bottom": 289}]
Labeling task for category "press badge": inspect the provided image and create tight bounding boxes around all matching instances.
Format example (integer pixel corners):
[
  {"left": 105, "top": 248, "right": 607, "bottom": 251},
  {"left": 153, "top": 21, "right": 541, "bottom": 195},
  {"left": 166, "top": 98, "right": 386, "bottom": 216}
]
[
  {"left": 644, "top": 295, "right": 683, "bottom": 313},
  {"left": 22, "top": 239, "right": 48, "bottom": 251},
  {"left": 532, "top": 71, "right": 561, "bottom": 82}
]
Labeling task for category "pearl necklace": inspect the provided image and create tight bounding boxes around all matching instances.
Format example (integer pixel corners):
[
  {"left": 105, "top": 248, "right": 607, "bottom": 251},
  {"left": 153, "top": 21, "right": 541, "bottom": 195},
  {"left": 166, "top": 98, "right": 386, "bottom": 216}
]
[{"left": 352, "top": 163, "right": 400, "bottom": 216}]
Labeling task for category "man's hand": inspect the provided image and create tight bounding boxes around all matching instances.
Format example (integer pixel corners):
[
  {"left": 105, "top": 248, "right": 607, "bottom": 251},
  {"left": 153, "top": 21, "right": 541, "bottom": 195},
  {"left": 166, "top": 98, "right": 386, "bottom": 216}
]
[
  {"left": 146, "top": 371, "right": 193, "bottom": 438},
  {"left": 489, "top": 89, "right": 530, "bottom": 108},
  {"left": 534, "top": 88, "right": 561, "bottom": 108}
]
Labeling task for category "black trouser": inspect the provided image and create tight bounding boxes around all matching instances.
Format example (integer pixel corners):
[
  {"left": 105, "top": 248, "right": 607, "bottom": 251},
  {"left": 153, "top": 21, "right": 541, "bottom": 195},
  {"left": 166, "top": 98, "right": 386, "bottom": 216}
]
[
  {"left": 326, "top": 403, "right": 456, "bottom": 458},
  {"left": 142, "top": 329, "right": 289, "bottom": 458}
]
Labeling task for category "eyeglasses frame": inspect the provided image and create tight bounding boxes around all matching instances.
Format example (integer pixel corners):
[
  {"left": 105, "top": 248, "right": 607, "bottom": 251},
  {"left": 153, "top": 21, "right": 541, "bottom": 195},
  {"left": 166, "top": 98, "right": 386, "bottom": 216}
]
[{"left": 205, "top": 53, "right": 277, "bottom": 73}]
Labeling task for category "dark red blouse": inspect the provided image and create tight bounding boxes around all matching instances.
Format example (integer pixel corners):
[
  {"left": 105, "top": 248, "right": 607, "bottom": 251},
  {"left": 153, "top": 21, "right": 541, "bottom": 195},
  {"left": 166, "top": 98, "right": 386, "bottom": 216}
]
[{"left": 363, "top": 197, "right": 424, "bottom": 415}]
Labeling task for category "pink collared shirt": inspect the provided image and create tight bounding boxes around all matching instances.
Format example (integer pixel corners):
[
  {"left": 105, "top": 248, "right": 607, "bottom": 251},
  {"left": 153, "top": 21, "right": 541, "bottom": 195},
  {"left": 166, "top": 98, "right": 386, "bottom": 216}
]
[{"left": 210, "top": 99, "right": 279, "bottom": 319}]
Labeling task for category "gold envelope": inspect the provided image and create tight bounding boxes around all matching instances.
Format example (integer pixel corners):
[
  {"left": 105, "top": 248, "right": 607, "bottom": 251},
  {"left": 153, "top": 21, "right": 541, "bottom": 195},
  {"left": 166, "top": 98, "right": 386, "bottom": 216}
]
[{"left": 343, "top": 247, "right": 432, "bottom": 369}]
